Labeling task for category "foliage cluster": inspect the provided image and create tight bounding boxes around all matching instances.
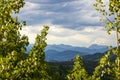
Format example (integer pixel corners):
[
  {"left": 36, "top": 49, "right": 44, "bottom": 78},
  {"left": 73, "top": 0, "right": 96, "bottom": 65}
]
[{"left": 0, "top": 0, "right": 51, "bottom": 79}]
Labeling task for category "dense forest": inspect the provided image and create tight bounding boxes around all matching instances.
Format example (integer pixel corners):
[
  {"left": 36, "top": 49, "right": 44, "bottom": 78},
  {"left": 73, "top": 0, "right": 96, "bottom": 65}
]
[{"left": 0, "top": 0, "right": 120, "bottom": 80}]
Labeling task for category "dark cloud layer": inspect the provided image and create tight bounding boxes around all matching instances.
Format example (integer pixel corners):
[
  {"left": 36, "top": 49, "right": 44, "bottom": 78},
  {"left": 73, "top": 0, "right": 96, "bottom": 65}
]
[
  {"left": 19, "top": 0, "right": 102, "bottom": 29},
  {"left": 26, "top": 0, "right": 78, "bottom": 4}
]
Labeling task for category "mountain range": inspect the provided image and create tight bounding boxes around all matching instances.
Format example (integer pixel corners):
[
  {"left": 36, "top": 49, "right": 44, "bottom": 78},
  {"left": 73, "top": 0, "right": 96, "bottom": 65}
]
[{"left": 27, "top": 44, "right": 108, "bottom": 62}]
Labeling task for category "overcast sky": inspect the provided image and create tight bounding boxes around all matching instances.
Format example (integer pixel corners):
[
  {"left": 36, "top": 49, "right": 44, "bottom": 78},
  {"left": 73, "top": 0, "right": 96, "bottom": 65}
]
[{"left": 19, "top": 0, "right": 116, "bottom": 47}]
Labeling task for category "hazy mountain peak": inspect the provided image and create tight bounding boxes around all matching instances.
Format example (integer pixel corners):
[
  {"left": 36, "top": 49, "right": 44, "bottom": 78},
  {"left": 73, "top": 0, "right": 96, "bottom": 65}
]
[{"left": 89, "top": 44, "right": 107, "bottom": 49}]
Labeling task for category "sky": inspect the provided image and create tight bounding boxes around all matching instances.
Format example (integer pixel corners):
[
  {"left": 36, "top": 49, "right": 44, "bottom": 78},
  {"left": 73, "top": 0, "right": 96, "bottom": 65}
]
[{"left": 19, "top": 0, "right": 116, "bottom": 47}]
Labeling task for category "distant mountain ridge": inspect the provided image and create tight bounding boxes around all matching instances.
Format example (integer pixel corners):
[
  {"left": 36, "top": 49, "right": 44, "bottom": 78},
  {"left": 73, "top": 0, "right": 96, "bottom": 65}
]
[
  {"left": 89, "top": 44, "right": 107, "bottom": 49},
  {"left": 27, "top": 44, "right": 108, "bottom": 61},
  {"left": 45, "top": 44, "right": 107, "bottom": 53}
]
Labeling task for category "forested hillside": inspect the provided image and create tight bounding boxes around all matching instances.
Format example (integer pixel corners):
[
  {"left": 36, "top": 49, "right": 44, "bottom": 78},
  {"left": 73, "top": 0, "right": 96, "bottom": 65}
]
[{"left": 0, "top": 0, "right": 120, "bottom": 80}]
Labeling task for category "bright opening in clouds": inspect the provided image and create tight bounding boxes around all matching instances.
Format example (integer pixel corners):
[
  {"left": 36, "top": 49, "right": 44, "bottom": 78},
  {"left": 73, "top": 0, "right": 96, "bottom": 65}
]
[{"left": 19, "top": 0, "right": 116, "bottom": 47}]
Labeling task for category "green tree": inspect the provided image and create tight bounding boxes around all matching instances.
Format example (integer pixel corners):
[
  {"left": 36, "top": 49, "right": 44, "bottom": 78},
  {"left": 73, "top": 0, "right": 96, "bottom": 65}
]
[
  {"left": 11, "top": 26, "right": 52, "bottom": 79},
  {"left": 0, "top": 0, "right": 51, "bottom": 79},
  {"left": 0, "top": 0, "right": 29, "bottom": 57},
  {"left": 94, "top": 0, "right": 120, "bottom": 79},
  {"left": 67, "top": 55, "right": 89, "bottom": 80},
  {"left": 92, "top": 51, "right": 115, "bottom": 80},
  {"left": 0, "top": 26, "right": 51, "bottom": 79},
  {"left": 0, "top": 0, "right": 28, "bottom": 79}
]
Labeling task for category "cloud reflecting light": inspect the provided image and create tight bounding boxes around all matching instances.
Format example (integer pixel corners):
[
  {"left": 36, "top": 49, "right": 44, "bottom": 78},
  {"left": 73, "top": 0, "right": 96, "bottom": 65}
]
[
  {"left": 19, "top": 0, "right": 115, "bottom": 47},
  {"left": 21, "top": 26, "right": 116, "bottom": 47}
]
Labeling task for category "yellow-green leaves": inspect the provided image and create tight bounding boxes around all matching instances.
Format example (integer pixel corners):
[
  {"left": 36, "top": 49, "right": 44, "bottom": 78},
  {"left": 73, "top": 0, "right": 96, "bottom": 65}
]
[
  {"left": 94, "top": 0, "right": 120, "bottom": 34},
  {"left": 109, "top": 0, "right": 120, "bottom": 13},
  {"left": 94, "top": 1, "right": 120, "bottom": 79},
  {"left": 0, "top": 0, "right": 28, "bottom": 56},
  {"left": 0, "top": 26, "right": 51, "bottom": 79},
  {"left": 0, "top": 0, "right": 51, "bottom": 79},
  {"left": 67, "top": 55, "right": 88, "bottom": 80},
  {"left": 91, "top": 51, "right": 114, "bottom": 80}
]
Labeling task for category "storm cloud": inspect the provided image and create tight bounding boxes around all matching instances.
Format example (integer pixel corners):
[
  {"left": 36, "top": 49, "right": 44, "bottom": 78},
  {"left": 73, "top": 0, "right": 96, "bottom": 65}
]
[
  {"left": 19, "top": 0, "right": 115, "bottom": 47},
  {"left": 18, "top": 0, "right": 102, "bottom": 29}
]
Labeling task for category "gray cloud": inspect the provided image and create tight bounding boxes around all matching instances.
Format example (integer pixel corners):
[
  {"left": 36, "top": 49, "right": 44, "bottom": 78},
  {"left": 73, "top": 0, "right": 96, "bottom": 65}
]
[
  {"left": 19, "top": 0, "right": 115, "bottom": 47},
  {"left": 26, "top": 0, "right": 78, "bottom": 4},
  {"left": 18, "top": 0, "right": 102, "bottom": 29}
]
